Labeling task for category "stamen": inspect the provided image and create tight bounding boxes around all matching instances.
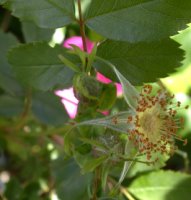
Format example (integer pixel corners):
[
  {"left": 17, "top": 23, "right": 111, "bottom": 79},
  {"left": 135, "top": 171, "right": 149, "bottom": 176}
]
[{"left": 127, "top": 84, "right": 188, "bottom": 160}]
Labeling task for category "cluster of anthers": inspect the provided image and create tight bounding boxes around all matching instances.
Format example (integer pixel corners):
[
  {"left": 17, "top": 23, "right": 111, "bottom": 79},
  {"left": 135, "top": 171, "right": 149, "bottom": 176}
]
[{"left": 127, "top": 85, "right": 189, "bottom": 161}]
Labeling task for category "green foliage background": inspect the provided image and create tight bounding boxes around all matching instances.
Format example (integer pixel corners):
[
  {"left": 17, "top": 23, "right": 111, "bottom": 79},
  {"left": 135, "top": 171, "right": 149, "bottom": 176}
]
[{"left": 0, "top": 0, "right": 191, "bottom": 200}]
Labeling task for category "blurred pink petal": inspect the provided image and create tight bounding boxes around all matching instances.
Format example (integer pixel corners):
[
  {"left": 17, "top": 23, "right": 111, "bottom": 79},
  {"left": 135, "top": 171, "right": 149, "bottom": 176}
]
[
  {"left": 61, "top": 99, "right": 78, "bottom": 119},
  {"left": 55, "top": 88, "right": 78, "bottom": 119},
  {"left": 115, "top": 83, "right": 123, "bottom": 96},
  {"left": 55, "top": 88, "right": 78, "bottom": 104},
  {"left": 63, "top": 36, "right": 94, "bottom": 53},
  {"left": 101, "top": 111, "right": 109, "bottom": 115},
  {"left": 97, "top": 72, "right": 111, "bottom": 84},
  {"left": 97, "top": 72, "right": 122, "bottom": 96}
]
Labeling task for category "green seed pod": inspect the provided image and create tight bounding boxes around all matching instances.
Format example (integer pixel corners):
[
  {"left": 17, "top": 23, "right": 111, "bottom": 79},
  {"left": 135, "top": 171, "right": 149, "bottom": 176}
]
[{"left": 73, "top": 73, "right": 102, "bottom": 101}]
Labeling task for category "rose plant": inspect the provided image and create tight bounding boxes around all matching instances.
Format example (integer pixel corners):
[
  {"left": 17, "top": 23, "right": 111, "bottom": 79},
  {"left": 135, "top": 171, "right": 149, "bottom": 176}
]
[{"left": 0, "top": 1, "right": 191, "bottom": 200}]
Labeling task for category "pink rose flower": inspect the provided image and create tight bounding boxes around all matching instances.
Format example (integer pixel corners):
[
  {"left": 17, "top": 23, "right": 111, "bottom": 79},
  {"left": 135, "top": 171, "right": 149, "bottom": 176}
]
[
  {"left": 55, "top": 88, "right": 78, "bottom": 119},
  {"left": 63, "top": 36, "right": 94, "bottom": 53},
  {"left": 56, "top": 36, "right": 122, "bottom": 119}
]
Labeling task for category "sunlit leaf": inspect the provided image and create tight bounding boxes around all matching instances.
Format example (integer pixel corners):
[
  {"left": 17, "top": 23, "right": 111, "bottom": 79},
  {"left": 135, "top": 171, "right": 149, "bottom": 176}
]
[{"left": 129, "top": 170, "right": 191, "bottom": 200}]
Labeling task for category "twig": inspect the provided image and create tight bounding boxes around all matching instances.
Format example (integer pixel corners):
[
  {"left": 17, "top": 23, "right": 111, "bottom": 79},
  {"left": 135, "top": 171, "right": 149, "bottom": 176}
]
[
  {"left": 77, "top": 0, "right": 87, "bottom": 52},
  {"left": 77, "top": 0, "right": 88, "bottom": 70},
  {"left": 14, "top": 89, "right": 32, "bottom": 130},
  {"left": 91, "top": 167, "right": 101, "bottom": 200},
  {"left": 107, "top": 177, "right": 136, "bottom": 200},
  {"left": 120, "top": 186, "right": 136, "bottom": 200},
  {"left": 1, "top": 11, "right": 11, "bottom": 32}
]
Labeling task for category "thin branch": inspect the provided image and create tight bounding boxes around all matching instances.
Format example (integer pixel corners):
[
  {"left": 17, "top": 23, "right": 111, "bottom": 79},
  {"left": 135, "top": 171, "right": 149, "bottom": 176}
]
[
  {"left": 77, "top": 0, "right": 88, "bottom": 52},
  {"left": 108, "top": 177, "right": 136, "bottom": 200},
  {"left": 1, "top": 11, "right": 11, "bottom": 32},
  {"left": 77, "top": 0, "right": 89, "bottom": 71},
  {"left": 91, "top": 167, "right": 101, "bottom": 200},
  {"left": 120, "top": 186, "right": 136, "bottom": 200},
  {"left": 14, "top": 89, "right": 32, "bottom": 130}
]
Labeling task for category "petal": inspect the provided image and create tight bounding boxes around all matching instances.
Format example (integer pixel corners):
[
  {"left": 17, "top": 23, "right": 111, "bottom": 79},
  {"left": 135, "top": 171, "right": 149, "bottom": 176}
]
[
  {"left": 61, "top": 98, "right": 78, "bottom": 119},
  {"left": 63, "top": 36, "right": 94, "bottom": 53},
  {"left": 55, "top": 88, "right": 78, "bottom": 119},
  {"left": 96, "top": 72, "right": 111, "bottom": 84}
]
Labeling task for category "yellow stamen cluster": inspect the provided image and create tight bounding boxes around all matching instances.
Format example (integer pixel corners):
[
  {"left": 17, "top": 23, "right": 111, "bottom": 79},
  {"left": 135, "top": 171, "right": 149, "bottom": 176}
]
[{"left": 128, "top": 85, "right": 188, "bottom": 161}]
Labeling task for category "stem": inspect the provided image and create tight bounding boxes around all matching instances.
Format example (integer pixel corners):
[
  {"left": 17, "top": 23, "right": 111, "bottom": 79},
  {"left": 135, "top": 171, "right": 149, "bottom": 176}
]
[
  {"left": 21, "top": 90, "right": 32, "bottom": 119},
  {"left": 77, "top": 0, "right": 88, "bottom": 71},
  {"left": 77, "top": 0, "right": 88, "bottom": 53},
  {"left": 118, "top": 155, "right": 154, "bottom": 165},
  {"left": 120, "top": 186, "right": 136, "bottom": 200},
  {"left": 91, "top": 167, "right": 100, "bottom": 200},
  {"left": 1, "top": 11, "right": 11, "bottom": 32},
  {"left": 14, "top": 89, "right": 32, "bottom": 130},
  {"left": 108, "top": 177, "right": 136, "bottom": 200}
]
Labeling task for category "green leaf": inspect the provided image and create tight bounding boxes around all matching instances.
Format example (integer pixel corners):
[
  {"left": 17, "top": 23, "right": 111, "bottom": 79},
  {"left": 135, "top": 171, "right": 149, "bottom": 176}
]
[
  {"left": 70, "top": 45, "right": 87, "bottom": 69},
  {"left": 173, "top": 24, "right": 191, "bottom": 66},
  {"left": 128, "top": 153, "right": 169, "bottom": 178},
  {"left": 0, "top": 95, "right": 24, "bottom": 117},
  {"left": 0, "top": 73, "right": 22, "bottom": 96},
  {"left": 96, "top": 39, "right": 183, "bottom": 85},
  {"left": 118, "top": 140, "right": 137, "bottom": 185},
  {"left": 51, "top": 157, "right": 92, "bottom": 200},
  {"left": 63, "top": 127, "right": 76, "bottom": 155},
  {"left": 8, "top": 42, "right": 80, "bottom": 91},
  {"left": 85, "top": 0, "right": 191, "bottom": 42},
  {"left": 112, "top": 67, "right": 139, "bottom": 111},
  {"left": 101, "top": 163, "right": 111, "bottom": 190},
  {"left": 86, "top": 44, "right": 97, "bottom": 72},
  {"left": 75, "top": 152, "right": 108, "bottom": 173},
  {"left": 82, "top": 155, "right": 108, "bottom": 173},
  {"left": 79, "top": 137, "right": 108, "bottom": 151},
  {"left": 0, "top": 0, "right": 7, "bottom": 4},
  {"left": 8, "top": 0, "right": 75, "bottom": 28},
  {"left": 98, "top": 83, "right": 116, "bottom": 111},
  {"left": 78, "top": 111, "right": 134, "bottom": 133},
  {"left": 32, "top": 92, "right": 68, "bottom": 125},
  {"left": 0, "top": 31, "right": 22, "bottom": 94},
  {"left": 59, "top": 54, "right": 81, "bottom": 72},
  {"left": 21, "top": 182, "right": 40, "bottom": 200},
  {"left": 4, "top": 178, "right": 22, "bottom": 200},
  {"left": 75, "top": 143, "right": 92, "bottom": 155},
  {"left": 22, "top": 21, "right": 54, "bottom": 42},
  {"left": 129, "top": 170, "right": 191, "bottom": 200}
]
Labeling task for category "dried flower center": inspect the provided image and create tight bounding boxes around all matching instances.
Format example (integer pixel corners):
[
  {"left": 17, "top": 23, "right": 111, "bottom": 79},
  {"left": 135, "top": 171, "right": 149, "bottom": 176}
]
[
  {"left": 128, "top": 84, "right": 188, "bottom": 161},
  {"left": 138, "top": 106, "right": 162, "bottom": 143}
]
